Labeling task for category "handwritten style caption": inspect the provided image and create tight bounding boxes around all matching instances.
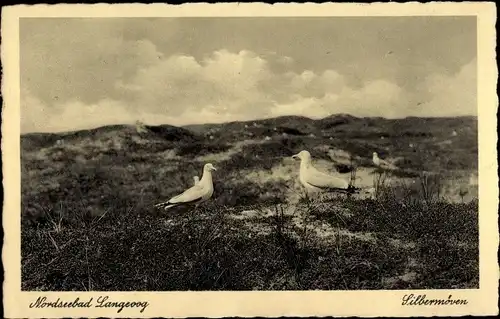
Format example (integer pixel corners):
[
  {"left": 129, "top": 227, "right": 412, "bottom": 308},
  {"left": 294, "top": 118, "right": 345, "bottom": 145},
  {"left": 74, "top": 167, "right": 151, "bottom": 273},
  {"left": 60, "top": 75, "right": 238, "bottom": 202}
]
[{"left": 29, "top": 295, "right": 149, "bottom": 313}]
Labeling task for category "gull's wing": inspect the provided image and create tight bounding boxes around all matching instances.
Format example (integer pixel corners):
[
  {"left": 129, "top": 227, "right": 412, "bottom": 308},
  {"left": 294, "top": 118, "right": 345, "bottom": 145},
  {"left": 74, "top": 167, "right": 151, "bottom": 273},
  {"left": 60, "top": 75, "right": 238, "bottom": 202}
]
[
  {"left": 305, "top": 165, "right": 349, "bottom": 190},
  {"left": 154, "top": 183, "right": 208, "bottom": 210},
  {"left": 168, "top": 184, "right": 206, "bottom": 204}
]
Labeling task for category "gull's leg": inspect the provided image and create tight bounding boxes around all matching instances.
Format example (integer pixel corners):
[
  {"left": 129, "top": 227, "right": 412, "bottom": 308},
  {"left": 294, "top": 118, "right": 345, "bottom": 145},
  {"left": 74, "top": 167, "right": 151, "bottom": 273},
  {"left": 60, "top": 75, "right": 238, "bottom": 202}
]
[{"left": 304, "top": 190, "right": 314, "bottom": 214}]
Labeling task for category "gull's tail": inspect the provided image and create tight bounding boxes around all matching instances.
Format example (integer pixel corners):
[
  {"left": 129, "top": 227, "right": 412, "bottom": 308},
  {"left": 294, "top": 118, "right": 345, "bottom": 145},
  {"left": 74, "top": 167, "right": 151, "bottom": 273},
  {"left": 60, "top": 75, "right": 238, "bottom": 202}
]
[{"left": 154, "top": 201, "right": 180, "bottom": 210}]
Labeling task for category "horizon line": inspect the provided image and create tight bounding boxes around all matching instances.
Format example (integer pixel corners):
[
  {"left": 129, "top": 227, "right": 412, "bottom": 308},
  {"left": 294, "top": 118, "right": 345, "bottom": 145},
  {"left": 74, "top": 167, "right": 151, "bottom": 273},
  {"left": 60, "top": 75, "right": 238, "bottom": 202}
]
[{"left": 21, "top": 113, "right": 478, "bottom": 135}]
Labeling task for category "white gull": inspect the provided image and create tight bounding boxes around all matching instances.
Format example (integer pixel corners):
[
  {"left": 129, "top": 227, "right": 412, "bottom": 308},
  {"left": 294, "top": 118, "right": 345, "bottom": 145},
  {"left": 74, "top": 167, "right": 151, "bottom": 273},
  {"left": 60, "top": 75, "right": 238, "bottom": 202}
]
[
  {"left": 292, "top": 150, "right": 357, "bottom": 194},
  {"left": 155, "top": 163, "right": 217, "bottom": 210}
]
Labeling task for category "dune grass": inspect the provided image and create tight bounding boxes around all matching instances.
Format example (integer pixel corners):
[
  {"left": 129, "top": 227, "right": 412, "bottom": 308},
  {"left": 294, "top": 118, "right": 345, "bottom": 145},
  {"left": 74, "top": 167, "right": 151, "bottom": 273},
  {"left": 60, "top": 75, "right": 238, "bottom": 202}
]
[
  {"left": 21, "top": 116, "right": 479, "bottom": 291},
  {"left": 22, "top": 178, "right": 478, "bottom": 291}
]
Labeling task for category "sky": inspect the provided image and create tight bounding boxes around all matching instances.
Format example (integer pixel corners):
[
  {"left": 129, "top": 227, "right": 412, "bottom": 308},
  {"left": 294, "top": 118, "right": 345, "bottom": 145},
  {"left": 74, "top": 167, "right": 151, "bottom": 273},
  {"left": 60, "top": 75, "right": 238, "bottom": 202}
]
[{"left": 20, "top": 17, "right": 477, "bottom": 133}]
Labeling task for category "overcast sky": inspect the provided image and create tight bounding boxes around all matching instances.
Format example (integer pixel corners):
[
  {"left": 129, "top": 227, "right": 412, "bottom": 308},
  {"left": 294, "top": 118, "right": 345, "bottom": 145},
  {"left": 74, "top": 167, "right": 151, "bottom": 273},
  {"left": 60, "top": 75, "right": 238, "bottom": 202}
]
[{"left": 20, "top": 17, "right": 477, "bottom": 133}]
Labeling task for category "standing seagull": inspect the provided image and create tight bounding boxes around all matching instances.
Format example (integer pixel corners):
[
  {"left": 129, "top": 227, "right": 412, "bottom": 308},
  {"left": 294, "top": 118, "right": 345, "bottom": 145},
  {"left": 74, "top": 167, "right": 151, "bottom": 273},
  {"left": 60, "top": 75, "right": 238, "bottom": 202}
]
[
  {"left": 154, "top": 163, "right": 217, "bottom": 210},
  {"left": 372, "top": 152, "right": 398, "bottom": 170},
  {"left": 292, "top": 150, "right": 357, "bottom": 194}
]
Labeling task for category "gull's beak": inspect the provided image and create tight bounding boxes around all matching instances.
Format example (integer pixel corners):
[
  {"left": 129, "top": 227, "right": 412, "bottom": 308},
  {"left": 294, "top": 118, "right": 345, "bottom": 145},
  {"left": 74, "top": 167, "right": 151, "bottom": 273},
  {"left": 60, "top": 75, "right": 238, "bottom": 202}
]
[
  {"left": 212, "top": 166, "right": 217, "bottom": 171},
  {"left": 291, "top": 154, "right": 299, "bottom": 160}
]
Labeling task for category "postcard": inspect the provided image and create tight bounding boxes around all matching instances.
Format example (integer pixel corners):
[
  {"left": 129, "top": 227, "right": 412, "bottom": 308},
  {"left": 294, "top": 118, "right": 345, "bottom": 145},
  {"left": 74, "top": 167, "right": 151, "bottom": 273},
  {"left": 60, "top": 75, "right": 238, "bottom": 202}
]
[{"left": 2, "top": 2, "right": 498, "bottom": 318}]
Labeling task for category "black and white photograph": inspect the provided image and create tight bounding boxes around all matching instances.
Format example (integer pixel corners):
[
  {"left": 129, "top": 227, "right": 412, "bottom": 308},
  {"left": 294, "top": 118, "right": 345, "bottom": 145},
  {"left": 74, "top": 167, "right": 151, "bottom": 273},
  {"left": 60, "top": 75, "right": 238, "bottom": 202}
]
[{"left": 2, "top": 2, "right": 498, "bottom": 318}]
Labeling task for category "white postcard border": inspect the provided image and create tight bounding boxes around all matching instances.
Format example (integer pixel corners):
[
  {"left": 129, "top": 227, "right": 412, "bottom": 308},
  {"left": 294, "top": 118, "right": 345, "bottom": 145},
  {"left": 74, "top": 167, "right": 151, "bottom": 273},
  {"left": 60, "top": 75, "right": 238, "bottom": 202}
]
[{"left": 2, "top": 2, "right": 498, "bottom": 318}]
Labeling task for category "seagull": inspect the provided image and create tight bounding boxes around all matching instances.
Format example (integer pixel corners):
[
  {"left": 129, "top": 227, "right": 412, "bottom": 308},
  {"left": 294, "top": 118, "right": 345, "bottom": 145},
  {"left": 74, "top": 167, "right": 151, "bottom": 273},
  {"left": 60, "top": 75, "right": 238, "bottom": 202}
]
[
  {"left": 154, "top": 163, "right": 217, "bottom": 211},
  {"left": 292, "top": 150, "right": 358, "bottom": 194},
  {"left": 372, "top": 152, "right": 398, "bottom": 170},
  {"left": 193, "top": 176, "right": 200, "bottom": 185}
]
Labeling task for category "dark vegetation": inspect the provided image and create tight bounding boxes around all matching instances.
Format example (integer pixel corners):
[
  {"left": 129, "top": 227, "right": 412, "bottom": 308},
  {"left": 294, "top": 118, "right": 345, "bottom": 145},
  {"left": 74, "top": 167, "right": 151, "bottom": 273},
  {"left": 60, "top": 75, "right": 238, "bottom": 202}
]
[{"left": 21, "top": 115, "right": 479, "bottom": 290}]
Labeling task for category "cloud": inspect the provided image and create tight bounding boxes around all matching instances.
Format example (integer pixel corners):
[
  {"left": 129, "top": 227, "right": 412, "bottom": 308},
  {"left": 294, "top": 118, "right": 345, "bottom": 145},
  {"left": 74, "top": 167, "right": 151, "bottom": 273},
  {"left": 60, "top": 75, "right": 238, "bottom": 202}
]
[
  {"left": 116, "top": 49, "right": 408, "bottom": 122},
  {"left": 270, "top": 79, "right": 406, "bottom": 119},
  {"left": 21, "top": 89, "right": 53, "bottom": 133},
  {"left": 21, "top": 89, "right": 137, "bottom": 133},
  {"left": 21, "top": 85, "right": 254, "bottom": 133},
  {"left": 416, "top": 58, "right": 477, "bottom": 117},
  {"left": 117, "top": 49, "right": 274, "bottom": 118},
  {"left": 21, "top": 48, "right": 476, "bottom": 133}
]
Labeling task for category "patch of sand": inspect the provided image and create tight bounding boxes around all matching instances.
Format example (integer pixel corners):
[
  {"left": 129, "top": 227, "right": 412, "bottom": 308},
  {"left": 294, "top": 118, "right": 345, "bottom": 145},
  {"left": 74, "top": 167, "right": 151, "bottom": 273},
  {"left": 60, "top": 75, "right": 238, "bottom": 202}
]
[{"left": 226, "top": 204, "right": 378, "bottom": 245}]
